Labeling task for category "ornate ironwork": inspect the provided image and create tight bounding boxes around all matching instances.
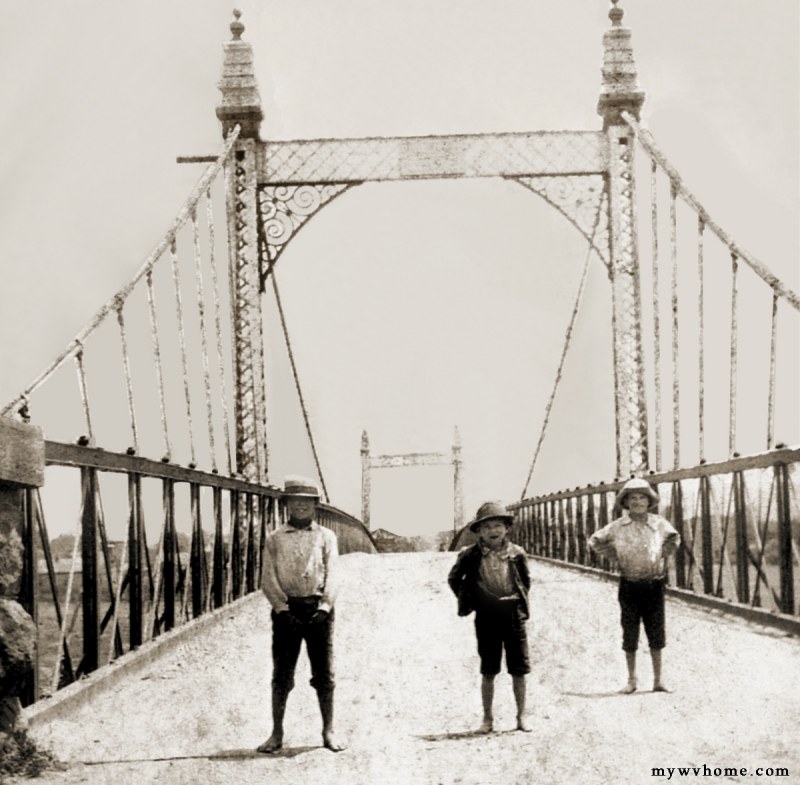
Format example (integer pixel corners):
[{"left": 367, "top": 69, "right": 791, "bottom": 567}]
[
  {"left": 228, "top": 141, "right": 268, "bottom": 481},
  {"left": 511, "top": 174, "right": 610, "bottom": 268},
  {"left": 258, "top": 131, "right": 607, "bottom": 185},
  {"left": 607, "top": 125, "right": 648, "bottom": 476},
  {"left": 257, "top": 184, "right": 353, "bottom": 284}
]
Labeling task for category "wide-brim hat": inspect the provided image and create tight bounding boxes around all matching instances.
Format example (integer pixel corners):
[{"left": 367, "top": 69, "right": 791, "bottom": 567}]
[
  {"left": 468, "top": 501, "right": 514, "bottom": 533},
  {"left": 614, "top": 477, "right": 659, "bottom": 510},
  {"left": 283, "top": 474, "right": 320, "bottom": 499}
]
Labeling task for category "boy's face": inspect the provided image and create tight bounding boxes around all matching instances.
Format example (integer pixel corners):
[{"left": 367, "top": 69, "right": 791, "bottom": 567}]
[
  {"left": 625, "top": 492, "right": 650, "bottom": 515},
  {"left": 287, "top": 496, "right": 316, "bottom": 523},
  {"left": 477, "top": 519, "right": 508, "bottom": 548}
]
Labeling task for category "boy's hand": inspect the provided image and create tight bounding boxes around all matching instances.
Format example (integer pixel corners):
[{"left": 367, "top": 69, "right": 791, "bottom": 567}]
[
  {"left": 310, "top": 609, "right": 329, "bottom": 624},
  {"left": 278, "top": 610, "right": 302, "bottom": 629}
]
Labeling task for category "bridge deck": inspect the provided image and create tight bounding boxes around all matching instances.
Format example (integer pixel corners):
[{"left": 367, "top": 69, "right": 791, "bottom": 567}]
[{"left": 26, "top": 553, "right": 799, "bottom": 785}]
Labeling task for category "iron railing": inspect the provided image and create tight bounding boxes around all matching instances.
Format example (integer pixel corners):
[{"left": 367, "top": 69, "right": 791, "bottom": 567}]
[
  {"left": 451, "top": 447, "right": 800, "bottom": 619},
  {"left": 19, "top": 440, "right": 375, "bottom": 705}
]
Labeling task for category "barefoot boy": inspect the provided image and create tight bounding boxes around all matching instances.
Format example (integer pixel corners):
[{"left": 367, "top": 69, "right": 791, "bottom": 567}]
[
  {"left": 448, "top": 501, "right": 532, "bottom": 733},
  {"left": 258, "top": 475, "right": 345, "bottom": 753},
  {"left": 587, "top": 477, "right": 680, "bottom": 694}
]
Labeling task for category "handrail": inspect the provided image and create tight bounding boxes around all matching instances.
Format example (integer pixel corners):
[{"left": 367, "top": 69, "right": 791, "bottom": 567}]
[
  {"left": 451, "top": 447, "right": 800, "bottom": 620},
  {"left": 22, "top": 439, "right": 375, "bottom": 704}
]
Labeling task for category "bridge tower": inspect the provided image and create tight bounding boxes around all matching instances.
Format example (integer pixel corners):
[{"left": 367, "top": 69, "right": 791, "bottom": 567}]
[
  {"left": 597, "top": 0, "right": 649, "bottom": 477},
  {"left": 214, "top": 2, "right": 652, "bottom": 487},
  {"left": 216, "top": 10, "right": 268, "bottom": 483}
]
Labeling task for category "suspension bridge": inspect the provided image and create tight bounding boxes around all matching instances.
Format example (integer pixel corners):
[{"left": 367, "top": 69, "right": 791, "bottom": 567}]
[{"left": 1, "top": 4, "right": 798, "bottom": 784}]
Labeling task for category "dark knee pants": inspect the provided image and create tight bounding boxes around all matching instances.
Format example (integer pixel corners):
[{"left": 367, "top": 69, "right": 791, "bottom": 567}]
[
  {"left": 271, "top": 598, "right": 335, "bottom": 693},
  {"left": 618, "top": 578, "right": 666, "bottom": 652},
  {"left": 474, "top": 599, "right": 530, "bottom": 677}
]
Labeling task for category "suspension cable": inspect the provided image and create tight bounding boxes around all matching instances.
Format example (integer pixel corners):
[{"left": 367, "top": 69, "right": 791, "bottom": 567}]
[
  {"left": 520, "top": 191, "right": 606, "bottom": 500},
  {"left": 621, "top": 112, "right": 800, "bottom": 312},
  {"left": 650, "top": 160, "right": 662, "bottom": 471},
  {"left": 767, "top": 292, "right": 778, "bottom": 449},
  {"left": 115, "top": 301, "right": 140, "bottom": 454},
  {"left": 191, "top": 207, "right": 218, "bottom": 473},
  {"left": 146, "top": 269, "right": 172, "bottom": 461},
  {"left": 74, "top": 344, "right": 94, "bottom": 442},
  {"left": 697, "top": 217, "right": 706, "bottom": 462},
  {"left": 170, "top": 238, "right": 197, "bottom": 467},
  {"left": 669, "top": 179, "right": 680, "bottom": 469},
  {"left": 269, "top": 272, "right": 330, "bottom": 503},
  {"left": 728, "top": 253, "right": 739, "bottom": 457},
  {"left": 206, "top": 187, "right": 234, "bottom": 475},
  {"left": 1, "top": 126, "right": 241, "bottom": 418}
]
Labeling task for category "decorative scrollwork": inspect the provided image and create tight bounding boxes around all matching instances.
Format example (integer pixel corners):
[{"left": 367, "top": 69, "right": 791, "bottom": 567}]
[
  {"left": 257, "top": 184, "right": 353, "bottom": 286},
  {"left": 512, "top": 174, "right": 610, "bottom": 270}
]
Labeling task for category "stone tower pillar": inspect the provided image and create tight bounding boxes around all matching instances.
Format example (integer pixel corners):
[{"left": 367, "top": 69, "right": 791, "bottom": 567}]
[
  {"left": 360, "top": 430, "right": 371, "bottom": 529},
  {"left": 597, "top": 0, "right": 649, "bottom": 478},
  {"left": 217, "top": 10, "right": 268, "bottom": 482},
  {"left": 452, "top": 426, "right": 464, "bottom": 532}
]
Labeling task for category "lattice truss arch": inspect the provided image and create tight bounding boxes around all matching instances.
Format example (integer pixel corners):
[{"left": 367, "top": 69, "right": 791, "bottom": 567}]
[
  {"left": 255, "top": 133, "right": 612, "bottom": 285},
  {"left": 257, "top": 184, "right": 355, "bottom": 287},
  {"left": 509, "top": 174, "right": 610, "bottom": 270}
]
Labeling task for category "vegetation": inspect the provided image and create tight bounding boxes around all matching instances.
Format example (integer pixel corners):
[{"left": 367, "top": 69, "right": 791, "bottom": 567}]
[{"left": 0, "top": 729, "right": 62, "bottom": 782}]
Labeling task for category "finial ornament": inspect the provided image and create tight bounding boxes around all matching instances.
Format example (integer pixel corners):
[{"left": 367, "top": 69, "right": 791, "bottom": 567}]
[
  {"left": 609, "top": 0, "right": 624, "bottom": 26},
  {"left": 231, "top": 8, "right": 244, "bottom": 40}
]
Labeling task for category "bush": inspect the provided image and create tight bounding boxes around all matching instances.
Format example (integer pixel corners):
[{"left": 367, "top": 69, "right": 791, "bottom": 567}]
[{"left": 0, "top": 729, "right": 62, "bottom": 782}]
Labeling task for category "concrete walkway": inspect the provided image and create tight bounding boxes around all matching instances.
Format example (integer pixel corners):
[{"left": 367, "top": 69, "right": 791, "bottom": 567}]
[{"left": 20, "top": 553, "right": 800, "bottom": 785}]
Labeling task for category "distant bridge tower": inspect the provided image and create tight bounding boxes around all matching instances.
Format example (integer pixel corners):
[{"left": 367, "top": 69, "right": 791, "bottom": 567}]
[{"left": 361, "top": 429, "right": 465, "bottom": 533}]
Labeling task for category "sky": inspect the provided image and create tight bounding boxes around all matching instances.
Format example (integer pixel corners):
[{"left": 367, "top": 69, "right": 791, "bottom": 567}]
[{"left": 0, "top": 0, "right": 797, "bottom": 539}]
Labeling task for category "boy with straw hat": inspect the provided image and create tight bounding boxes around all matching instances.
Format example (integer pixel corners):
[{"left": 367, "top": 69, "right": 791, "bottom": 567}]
[{"left": 588, "top": 477, "right": 680, "bottom": 694}]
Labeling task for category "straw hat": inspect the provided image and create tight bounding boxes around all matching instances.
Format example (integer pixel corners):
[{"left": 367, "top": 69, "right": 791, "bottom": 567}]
[
  {"left": 614, "top": 477, "right": 659, "bottom": 510},
  {"left": 283, "top": 474, "right": 320, "bottom": 499},
  {"left": 468, "top": 501, "right": 514, "bottom": 533}
]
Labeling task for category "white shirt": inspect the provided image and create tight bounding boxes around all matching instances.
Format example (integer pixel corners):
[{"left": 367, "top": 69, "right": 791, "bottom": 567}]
[
  {"left": 587, "top": 512, "right": 680, "bottom": 581},
  {"left": 260, "top": 521, "right": 339, "bottom": 613}
]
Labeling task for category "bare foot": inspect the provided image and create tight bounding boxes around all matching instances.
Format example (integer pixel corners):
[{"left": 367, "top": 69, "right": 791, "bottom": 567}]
[
  {"left": 516, "top": 715, "right": 532, "bottom": 732},
  {"left": 256, "top": 734, "right": 283, "bottom": 754},
  {"left": 619, "top": 681, "right": 637, "bottom": 694},
  {"left": 652, "top": 683, "right": 671, "bottom": 693},
  {"left": 477, "top": 719, "right": 493, "bottom": 734},
  {"left": 323, "top": 732, "right": 346, "bottom": 752}
]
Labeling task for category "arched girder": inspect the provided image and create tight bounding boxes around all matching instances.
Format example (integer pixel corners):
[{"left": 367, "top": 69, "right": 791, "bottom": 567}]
[
  {"left": 509, "top": 174, "right": 611, "bottom": 272},
  {"left": 257, "top": 183, "right": 356, "bottom": 290}
]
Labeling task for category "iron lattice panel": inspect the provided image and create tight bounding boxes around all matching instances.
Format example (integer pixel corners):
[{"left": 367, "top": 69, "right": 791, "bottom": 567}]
[
  {"left": 257, "top": 184, "right": 353, "bottom": 283},
  {"left": 512, "top": 174, "right": 610, "bottom": 269},
  {"left": 258, "top": 131, "right": 608, "bottom": 184}
]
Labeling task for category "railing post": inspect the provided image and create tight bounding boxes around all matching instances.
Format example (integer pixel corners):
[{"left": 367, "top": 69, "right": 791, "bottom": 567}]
[
  {"left": 212, "top": 487, "right": 224, "bottom": 609},
  {"left": 190, "top": 482, "right": 205, "bottom": 618},
  {"left": 576, "top": 494, "right": 586, "bottom": 565},
  {"left": 565, "top": 497, "right": 576, "bottom": 563},
  {"left": 670, "top": 481, "right": 686, "bottom": 589},
  {"left": 245, "top": 493, "right": 255, "bottom": 593},
  {"left": 80, "top": 467, "right": 100, "bottom": 674},
  {"left": 598, "top": 488, "right": 610, "bottom": 572},
  {"left": 127, "top": 473, "right": 143, "bottom": 648},
  {"left": 0, "top": 419, "right": 43, "bottom": 720},
  {"left": 775, "top": 462, "right": 795, "bottom": 615},
  {"left": 732, "top": 470, "right": 749, "bottom": 604},
  {"left": 231, "top": 490, "right": 242, "bottom": 599},
  {"left": 699, "top": 475, "right": 714, "bottom": 595},
  {"left": 162, "top": 479, "right": 176, "bottom": 631},
  {"left": 586, "top": 492, "right": 598, "bottom": 567}
]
